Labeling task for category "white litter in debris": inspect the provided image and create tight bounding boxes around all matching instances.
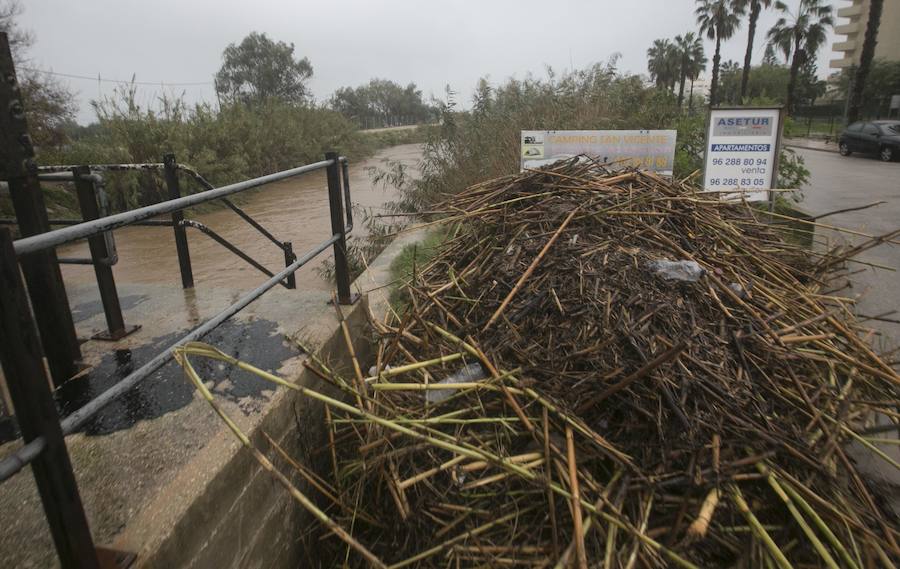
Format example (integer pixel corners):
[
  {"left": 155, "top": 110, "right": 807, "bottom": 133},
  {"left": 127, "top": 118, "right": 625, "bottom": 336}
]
[
  {"left": 368, "top": 364, "right": 392, "bottom": 377},
  {"left": 728, "top": 281, "right": 752, "bottom": 299},
  {"left": 426, "top": 363, "right": 486, "bottom": 404},
  {"left": 647, "top": 259, "right": 705, "bottom": 282}
]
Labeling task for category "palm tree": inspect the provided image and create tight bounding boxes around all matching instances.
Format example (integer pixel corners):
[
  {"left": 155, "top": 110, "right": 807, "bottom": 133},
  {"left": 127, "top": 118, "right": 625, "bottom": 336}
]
[
  {"left": 665, "top": 43, "right": 682, "bottom": 92},
  {"left": 762, "top": 42, "right": 779, "bottom": 65},
  {"left": 687, "top": 39, "right": 708, "bottom": 112},
  {"left": 734, "top": 0, "right": 774, "bottom": 101},
  {"left": 696, "top": 0, "right": 745, "bottom": 107},
  {"left": 767, "top": 0, "right": 834, "bottom": 114},
  {"left": 847, "top": 0, "right": 883, "bottom": 123},
  {"left": 675, "top": 33, "right": 695, "bottom": 106},
  {"left": 647, "top": 38, "right": 675, "bottom": 90}
]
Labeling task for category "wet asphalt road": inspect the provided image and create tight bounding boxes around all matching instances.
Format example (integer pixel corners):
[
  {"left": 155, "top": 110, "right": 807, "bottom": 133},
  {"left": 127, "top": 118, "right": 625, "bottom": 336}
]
[{"left": 793, "top": 146, "right": 900, "bottom": 351}]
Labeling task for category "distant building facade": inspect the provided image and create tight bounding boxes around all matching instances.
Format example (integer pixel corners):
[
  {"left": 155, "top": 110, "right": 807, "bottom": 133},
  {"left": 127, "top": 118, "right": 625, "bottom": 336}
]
[
  {"left": 687, "top": 76, "right": 711, "bottom": 100},
  {"left": 830, "top": 0, "right": 900, "bottom": 70}
]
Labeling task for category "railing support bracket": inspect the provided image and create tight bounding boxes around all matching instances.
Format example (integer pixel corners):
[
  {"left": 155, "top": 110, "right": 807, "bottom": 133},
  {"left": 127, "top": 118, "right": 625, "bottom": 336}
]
[
  {"left": 327, "top": 292, "right": 360, "bottom": 306},
  {"left": 91, "top": 325, "right": 141, "bottom": 342}
]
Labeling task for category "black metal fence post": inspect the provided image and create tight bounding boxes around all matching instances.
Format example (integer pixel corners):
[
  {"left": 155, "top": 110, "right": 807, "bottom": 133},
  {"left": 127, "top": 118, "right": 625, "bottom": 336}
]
[
  {"left": 283, "top": 241, "right": 297, "bottom": 289},
  {"left": 72, "top": 167, "right": 139, "bottom": 341},
  {"left": 325, "top": 152, "right": 354, "bottom": 304},
  {"left": 0, "top": 228, "right": 100, "bottom": 569},
  {"left": 0, "top": 32, "right": 81, "bottom": 386},
  {"left": 163, "top": 154, "right": 193, "bottom": 289}
]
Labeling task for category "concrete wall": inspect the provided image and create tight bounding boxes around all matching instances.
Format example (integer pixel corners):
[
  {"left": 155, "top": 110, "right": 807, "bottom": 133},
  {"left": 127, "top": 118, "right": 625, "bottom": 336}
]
[
  {"left": 117, "top": 299, "right": 372, "bottom": 568},
  {"left": 113, "top": 228, "right": 428, "bottom": 568}
]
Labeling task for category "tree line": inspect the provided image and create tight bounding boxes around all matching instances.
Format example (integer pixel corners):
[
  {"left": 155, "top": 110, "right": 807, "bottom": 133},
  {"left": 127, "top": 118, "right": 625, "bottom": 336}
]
[
  {"left": 331, "top": 79, "right": 437, "bottom": 129},
  {"left": 216, "top": 32, "right": 435, "bottom": 128},
  {"left": 647, "top": 33, "right": 707, "bottom": 110}
]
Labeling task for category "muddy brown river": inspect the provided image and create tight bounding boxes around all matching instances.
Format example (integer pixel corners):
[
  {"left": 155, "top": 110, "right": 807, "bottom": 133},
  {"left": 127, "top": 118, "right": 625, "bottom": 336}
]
[{"left": 58, "top": 143, "right": 423, "bottom": 291}]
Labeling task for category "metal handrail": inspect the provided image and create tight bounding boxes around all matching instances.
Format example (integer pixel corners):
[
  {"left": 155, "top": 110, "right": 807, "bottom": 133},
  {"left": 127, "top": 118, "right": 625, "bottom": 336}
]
[
  {"left": 179, "top": 219, "right": 293, "bottom": 288},
  {"left": 31, "top": 159, "right": 354, "bottom": 253},
  {"left": 0, "top": 38, "right": 362, "bottom": 566},
  {"left": 0, "top": 219, "right": 175, "bottom": 227},
  {"left": 0, "top": 156, "right": 353, "bottom": 482},
  {"left": 0, "top": 437, "right": 45, "bottom": 480},
  {"left": 35, "top": 161, "right": 295, "bottom": 253},
  {"left": 13, "top": 159, "right": 337, "bottom": 257},
  {"left": 0, "top": 233, "right": 342, "bottom": 483},
  {"left": 62, "top": 232, "right": 340, "bottom": 436},
  {"left": 175, "top": 164, "right": 289, "bottom": 252},
  {"left": 6, "top": 159, "right": 348, "bottom": 330}
]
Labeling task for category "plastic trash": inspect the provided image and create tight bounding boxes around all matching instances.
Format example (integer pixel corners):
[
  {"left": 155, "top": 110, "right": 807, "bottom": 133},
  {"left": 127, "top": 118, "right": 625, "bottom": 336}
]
[
  {"left": 368, "top": 364, "right": 392, "bottom": 377},
  {"left": 427, "top": 363, "right": 486, "bottom": 404},
  {"left": 727, "top": 281, "right": 751, "bottom": 299},
  {"left": 647, "top": 259, "right": 705, "bottom": 282}
]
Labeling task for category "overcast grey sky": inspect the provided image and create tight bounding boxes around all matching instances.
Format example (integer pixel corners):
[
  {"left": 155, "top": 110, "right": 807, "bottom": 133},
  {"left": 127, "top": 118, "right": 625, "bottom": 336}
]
[{"left": 18, "top": 0, "right": 839, "bottom": 124}]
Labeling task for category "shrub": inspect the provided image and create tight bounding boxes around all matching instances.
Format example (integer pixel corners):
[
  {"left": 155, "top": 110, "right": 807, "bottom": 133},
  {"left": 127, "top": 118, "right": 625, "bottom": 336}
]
[{"left": 38, "top": 86, "right": 388, "bottom": 212}]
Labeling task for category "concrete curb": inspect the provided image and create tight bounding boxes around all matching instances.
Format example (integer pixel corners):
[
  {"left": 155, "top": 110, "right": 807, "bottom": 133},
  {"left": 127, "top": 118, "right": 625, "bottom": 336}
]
[{"left": 785, "top": 142, "right": 839, "bottom": 154}]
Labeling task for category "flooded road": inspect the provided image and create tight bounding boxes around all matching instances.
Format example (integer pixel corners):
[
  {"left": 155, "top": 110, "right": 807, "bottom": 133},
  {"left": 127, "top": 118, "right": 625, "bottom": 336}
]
[{"left": 58, "top": 143, "right": 422, "bottom": 291}]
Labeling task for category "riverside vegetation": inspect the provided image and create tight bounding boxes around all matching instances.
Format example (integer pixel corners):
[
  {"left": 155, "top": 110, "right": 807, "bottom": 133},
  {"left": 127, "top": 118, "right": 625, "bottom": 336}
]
[
  {"left": 370, "top": 61, "right": 810, "bottom": 229},
  {"left": 0, "top": 86, "right": 427, "bottom": 222},
  {"left": 13, "top": 86, "right": 426, "bottom": 217}
]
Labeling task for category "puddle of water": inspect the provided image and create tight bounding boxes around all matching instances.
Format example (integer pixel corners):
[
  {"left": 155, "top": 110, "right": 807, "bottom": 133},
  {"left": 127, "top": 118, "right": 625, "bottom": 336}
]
[
  {"left": 0, "top": 318, "right": 298, "bottom": 443},
  {"left": 71, "top": 294, "right": 150, "bottom": 322}
]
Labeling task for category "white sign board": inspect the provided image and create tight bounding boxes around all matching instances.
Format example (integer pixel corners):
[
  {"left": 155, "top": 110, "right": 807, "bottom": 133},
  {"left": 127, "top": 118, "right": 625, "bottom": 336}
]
[
  {"left": 521, "top": 130, "right": 677, "bottom": 174},
  {"left": 702, "top": 107, "right": 783, "bottom": 201}
]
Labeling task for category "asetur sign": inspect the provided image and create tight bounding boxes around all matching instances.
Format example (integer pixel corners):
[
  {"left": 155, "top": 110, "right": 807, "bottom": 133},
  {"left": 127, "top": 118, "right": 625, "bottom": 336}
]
[{"left": 702, "top": 107, "right": 784, "bottom": 202}]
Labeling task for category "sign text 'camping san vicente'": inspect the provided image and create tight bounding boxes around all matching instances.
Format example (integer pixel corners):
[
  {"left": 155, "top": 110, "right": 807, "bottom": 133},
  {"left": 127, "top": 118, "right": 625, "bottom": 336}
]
[{"left": 521, "top": 130, "right": 677, "bottom": 174}]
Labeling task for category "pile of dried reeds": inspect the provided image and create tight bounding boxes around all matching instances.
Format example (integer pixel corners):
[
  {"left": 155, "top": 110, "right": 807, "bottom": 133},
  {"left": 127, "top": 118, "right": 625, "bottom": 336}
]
[{"left": 178, "top": 159, "right": 900, "bottom": 568}]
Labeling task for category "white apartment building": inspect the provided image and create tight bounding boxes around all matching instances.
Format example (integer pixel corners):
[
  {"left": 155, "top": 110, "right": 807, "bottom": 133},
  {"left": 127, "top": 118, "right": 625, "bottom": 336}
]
[{"left": 830, "top": 0, "right": 900, "bottom": 69}]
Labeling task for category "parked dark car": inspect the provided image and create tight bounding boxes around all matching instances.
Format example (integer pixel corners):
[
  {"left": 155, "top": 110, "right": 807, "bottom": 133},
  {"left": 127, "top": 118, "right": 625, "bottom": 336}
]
[{"left": 838, "top": 120, "right": 900, "bottom": 162}]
